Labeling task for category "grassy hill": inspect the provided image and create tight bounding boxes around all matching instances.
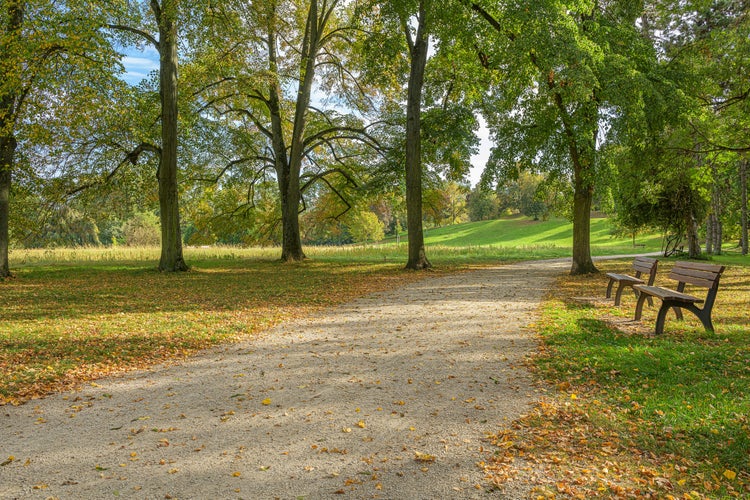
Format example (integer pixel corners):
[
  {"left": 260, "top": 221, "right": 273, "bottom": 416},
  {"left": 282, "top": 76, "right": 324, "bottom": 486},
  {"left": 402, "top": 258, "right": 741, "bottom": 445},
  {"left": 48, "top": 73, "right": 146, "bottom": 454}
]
[{"left": 390, "top": 216, "right": 663, "bottom": 256}]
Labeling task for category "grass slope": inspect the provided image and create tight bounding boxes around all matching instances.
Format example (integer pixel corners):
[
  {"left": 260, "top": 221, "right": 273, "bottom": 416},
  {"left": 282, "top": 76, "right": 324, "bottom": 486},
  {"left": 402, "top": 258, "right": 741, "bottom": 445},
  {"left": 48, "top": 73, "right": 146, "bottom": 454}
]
[{"left": 411, "top": 216, "right": 663, "bottom": 255}]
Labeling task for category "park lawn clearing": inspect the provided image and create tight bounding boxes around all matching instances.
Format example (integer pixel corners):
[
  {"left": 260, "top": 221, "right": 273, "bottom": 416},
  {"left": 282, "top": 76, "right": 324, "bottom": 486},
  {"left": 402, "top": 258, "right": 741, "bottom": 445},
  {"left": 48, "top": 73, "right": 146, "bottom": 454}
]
[
  {"left": 483, "top": 258, "right": 750, "bottom": 498},
  {"left": 1, "top": 257, "right": 447, "bottom": 405}
]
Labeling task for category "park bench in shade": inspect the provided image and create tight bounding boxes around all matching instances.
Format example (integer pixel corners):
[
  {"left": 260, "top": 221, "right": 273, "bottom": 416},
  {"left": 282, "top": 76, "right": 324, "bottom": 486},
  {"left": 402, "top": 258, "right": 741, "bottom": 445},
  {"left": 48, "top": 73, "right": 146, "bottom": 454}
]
[
  {"left": 605, "top": 256, "right": 659, "bottom": 306},
  {"left": 633, "top": 261, "right": 725, "bottom": 335}
]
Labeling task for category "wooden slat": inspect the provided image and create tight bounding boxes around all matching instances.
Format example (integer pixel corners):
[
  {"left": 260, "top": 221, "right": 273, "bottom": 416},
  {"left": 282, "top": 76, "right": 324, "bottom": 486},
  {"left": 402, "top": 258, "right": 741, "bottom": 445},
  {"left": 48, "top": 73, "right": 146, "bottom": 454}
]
[
  {"left": 633, "top": 285, "right": 703, "bottom": 303},
  {"left": 673, "top": 261, "right": 725, "bottom": 273},
  {"left": 633, "top": 257, "right": 658, "bottom": 275},
  {"left": 668, "top": 262, "right": 724, "bottom": 289},
  {"left": 606, "top": 273, "right": 643, "bottom": 285}
]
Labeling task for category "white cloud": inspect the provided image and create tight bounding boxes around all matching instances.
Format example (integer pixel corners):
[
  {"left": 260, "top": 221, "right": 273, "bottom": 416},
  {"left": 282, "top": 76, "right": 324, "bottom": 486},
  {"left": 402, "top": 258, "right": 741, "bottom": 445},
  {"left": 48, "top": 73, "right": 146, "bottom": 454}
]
[{"left": 120, "top": 48, "right": 160, "bottom": 85}]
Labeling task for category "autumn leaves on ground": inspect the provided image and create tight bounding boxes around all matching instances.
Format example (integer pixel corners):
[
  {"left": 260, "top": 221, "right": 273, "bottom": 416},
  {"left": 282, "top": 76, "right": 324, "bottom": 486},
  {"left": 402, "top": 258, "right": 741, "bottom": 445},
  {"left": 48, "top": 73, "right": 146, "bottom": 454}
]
[
  {"left": 481, "top": 259, "right": 750, "bottom": 499},
  {"left": 2, "top": 248, "right": 749, "bottom": 498},
  {"left": 1, "top": 253, "right": 441, "bottom": 405}
]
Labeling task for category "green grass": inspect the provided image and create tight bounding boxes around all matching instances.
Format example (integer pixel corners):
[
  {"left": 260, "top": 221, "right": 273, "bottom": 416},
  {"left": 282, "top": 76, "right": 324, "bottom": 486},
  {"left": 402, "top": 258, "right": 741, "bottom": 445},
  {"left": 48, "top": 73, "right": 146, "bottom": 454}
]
[
  {"left": 398, "top": 216, "right": 664, "bottom": 255},
  {"left": 518, "top": 257, "right": 750, "bottom": 497}
]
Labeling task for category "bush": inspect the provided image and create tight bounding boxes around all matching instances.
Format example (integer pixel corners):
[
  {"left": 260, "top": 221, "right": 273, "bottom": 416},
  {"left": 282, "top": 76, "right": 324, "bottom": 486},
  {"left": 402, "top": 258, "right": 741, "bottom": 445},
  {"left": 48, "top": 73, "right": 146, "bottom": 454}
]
[{"left": 122, "top": 212, "right": 160, "bottom": 246}]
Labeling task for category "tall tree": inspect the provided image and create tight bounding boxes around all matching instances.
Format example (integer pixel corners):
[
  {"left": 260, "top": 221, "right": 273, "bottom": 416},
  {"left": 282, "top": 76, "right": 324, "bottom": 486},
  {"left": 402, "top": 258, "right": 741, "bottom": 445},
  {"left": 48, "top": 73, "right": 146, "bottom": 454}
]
[
  {"left": 472, "top": 1, "right": 660, "bottom": 274},
  {"left": 359, "top": 0, "right": 478, "bottom": 270},
  {"left": 1, "top": 0, "right": 116, "bottom": 278},
  {"left": 110, "top": 0, "right": 188, "bottom": 271},
  {"left": 402, "top": 0, "right": 431, "bottom": 269},
  {"left": 0, "top": 1, "right": 23, "bottom": 278},
  {"left": 195, "top": 0, "right": 377, "bottom": 262}
]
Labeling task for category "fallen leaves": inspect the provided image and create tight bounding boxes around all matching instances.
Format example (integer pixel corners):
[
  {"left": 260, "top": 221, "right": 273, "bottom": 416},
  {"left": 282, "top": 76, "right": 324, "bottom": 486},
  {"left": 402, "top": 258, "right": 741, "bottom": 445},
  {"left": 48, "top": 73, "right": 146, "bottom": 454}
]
[
  {"left": 414, "top": 451, "right": 436, "bottom": 463},
  {"left": 2, "top": 260, "right": 439, "bottom": 405}
]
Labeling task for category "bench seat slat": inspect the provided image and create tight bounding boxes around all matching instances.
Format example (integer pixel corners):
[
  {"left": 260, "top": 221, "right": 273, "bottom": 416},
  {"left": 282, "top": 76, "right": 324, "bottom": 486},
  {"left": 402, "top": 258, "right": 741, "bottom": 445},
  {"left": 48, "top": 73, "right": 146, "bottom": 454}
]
[
  {"left": 605, "top": 272, "right": 644, "bottom": 285},
  {"left": 633, "top": 284, "right": 703, "bottom": 304}
]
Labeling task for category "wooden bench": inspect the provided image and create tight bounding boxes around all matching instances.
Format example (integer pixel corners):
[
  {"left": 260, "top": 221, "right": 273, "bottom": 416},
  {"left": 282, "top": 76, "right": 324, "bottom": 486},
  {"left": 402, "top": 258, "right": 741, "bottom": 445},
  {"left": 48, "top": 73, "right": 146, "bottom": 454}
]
[
  {"left": 605, "top": 256, "right": 659, "bottom": 306},
  {"left": 633, "top": 261, "right": 725, "bottom": 335}
]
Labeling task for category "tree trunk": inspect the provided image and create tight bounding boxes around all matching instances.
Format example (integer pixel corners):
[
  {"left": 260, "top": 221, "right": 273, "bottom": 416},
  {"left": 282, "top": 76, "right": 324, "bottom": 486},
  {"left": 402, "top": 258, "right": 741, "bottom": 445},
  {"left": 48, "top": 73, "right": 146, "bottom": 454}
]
[
  {"left": 404, "top": 2, "right": 431, "bottom": 271},
  {"left": 686, "top": 212, "right": 701, "bottom": 259},
  {"left": 570, "top": 166, "right": 597, "bottom": 274},
  {"left": 741, "top": 158, "right": 748, "bottom": 255},
  {"left": 708, "top": 163, "right": 723, "bottom": 255},
  {"left": 280, "top": 186, "right": 305, "bottom": 261},
  {"left": 278, "top": 0, "right": 321, "bottom": 263},
  {"left": 1, "top": 1, "right": 24, "bottom": 279},
  {"left": 154, "top": 0, "right": 187, "bottom": 272},
  {"left": 714, "top": 216, "right": 722, "bottom": 255},
  {"left": 0, "top": 135, "right": 14, "bottom": 278}
]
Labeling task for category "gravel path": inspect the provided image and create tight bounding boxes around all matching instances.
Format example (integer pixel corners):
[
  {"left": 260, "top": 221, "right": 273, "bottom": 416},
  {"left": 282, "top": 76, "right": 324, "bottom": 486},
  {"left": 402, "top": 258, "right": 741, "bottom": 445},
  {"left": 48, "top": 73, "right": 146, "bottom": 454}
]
[{"left": 1, "top": 260, "right": 567, "bottom": 499}]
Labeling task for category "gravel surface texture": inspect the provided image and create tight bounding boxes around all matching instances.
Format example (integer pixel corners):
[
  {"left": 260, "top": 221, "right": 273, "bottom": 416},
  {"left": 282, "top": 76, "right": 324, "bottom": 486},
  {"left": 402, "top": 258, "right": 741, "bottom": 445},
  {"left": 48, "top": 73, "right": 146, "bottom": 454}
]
[{"left": 2, "top": 260, "right": 568, "bottom": 499}]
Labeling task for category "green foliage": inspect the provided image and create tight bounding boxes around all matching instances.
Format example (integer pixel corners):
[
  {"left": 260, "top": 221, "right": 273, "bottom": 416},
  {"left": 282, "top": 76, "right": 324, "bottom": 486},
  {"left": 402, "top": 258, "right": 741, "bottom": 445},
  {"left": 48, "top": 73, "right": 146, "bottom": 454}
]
[
  {"left": 467, "top": 186, "right": 500, "bottom": 222},
  {"left": 122, "top": 212, "right": 160, "bottom": 246},
  {"left": 346, "top": 210, "right": 385, "bottom": 243}
]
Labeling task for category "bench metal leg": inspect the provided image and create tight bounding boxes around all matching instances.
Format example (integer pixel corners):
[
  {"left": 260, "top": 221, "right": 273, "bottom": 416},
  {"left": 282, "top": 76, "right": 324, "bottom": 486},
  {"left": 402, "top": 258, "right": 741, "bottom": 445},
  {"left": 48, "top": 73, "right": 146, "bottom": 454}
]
[
  {"left": 614, "top": 283, "right": 628, "bottom": 306},
  {"left": 634, "top": 293, "right": 649, "bottom": 320},
  {"left": 654, "top": 304, "right": 671, "bottom": 335},
  {"left": 681, "top": 303, "right": 715, "bottom": 332},
  {"left": 657, "top": 302, "right": 715, "bottom": 334},
  {"left": 674, "top": 307, "right": 683, "bottom": 321},
  {"left": 634, "top": 288, "right": 653, "bottom": 307},
  {"left": 606, "top": 279, "right": 615, "bottom": 299}
]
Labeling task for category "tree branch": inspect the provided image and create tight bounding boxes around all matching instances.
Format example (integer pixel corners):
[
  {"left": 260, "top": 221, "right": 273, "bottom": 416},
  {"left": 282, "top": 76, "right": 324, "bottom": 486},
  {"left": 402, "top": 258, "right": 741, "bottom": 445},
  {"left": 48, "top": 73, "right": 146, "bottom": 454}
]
[{"left": 108, "top": 24, "right": 159, "bottom": 49}]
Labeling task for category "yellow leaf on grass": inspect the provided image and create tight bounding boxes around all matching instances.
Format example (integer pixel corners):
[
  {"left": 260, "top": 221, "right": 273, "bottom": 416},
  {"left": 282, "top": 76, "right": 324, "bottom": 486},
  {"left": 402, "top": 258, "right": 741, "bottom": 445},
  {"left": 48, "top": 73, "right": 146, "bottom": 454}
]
[
  {"left": 232, "top": 471, "right": 241, "bottom": 477},
  {"left": 357, "top": 420, "right": 366, "bottom": 428},
  {"left": 262, "top": 398, "right": 272, "bottom": 406},
  {"left": 723, "top": 469, "right": 737, "bottom": 480}
]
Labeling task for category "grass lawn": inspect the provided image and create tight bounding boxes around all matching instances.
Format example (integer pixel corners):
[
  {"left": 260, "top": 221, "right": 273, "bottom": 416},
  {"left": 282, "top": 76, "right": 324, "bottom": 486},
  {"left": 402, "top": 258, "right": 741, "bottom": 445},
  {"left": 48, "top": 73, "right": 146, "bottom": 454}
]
[
  {"left": 483, "top": 255, "right": 750, "bottom": 498},
  {"left": 415, "top": 216, "right": 664, "bottom": 256}
]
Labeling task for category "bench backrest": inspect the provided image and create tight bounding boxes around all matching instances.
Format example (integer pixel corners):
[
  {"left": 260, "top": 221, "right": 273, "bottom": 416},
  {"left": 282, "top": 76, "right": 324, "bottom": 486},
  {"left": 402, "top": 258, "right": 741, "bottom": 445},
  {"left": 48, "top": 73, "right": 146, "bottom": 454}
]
[
  {"left": 633, "top": 257, "right": 659, "bottom": 285},
  {"left": 668, "top": 261, "right": 725, "bottom": 290}
]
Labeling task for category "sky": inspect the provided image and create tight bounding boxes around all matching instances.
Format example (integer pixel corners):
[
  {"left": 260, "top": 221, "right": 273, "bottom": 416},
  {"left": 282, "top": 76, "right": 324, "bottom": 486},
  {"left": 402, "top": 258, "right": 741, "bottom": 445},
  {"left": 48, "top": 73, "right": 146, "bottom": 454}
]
[
  {"left": 120, "top": 48, "right": 490, "bottom": 187},
  {"left": 121, "top": 47, "right": 160, "bottom": 86}
]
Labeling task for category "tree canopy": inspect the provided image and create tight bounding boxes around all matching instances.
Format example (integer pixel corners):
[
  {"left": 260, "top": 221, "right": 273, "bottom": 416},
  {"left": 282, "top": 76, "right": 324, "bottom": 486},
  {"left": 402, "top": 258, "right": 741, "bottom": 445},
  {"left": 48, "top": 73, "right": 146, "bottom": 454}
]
[{"left": 2, "top": 0, "right": 748, "bottom": 276}]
